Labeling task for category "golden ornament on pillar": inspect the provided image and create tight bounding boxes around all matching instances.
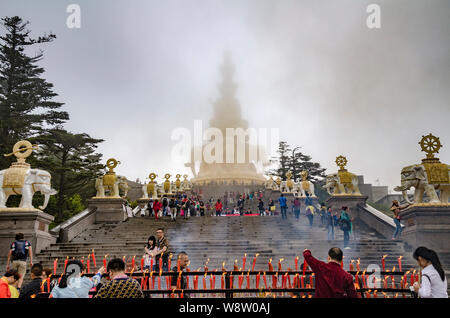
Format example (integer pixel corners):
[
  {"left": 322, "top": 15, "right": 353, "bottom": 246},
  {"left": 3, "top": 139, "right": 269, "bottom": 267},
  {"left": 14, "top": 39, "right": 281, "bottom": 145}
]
[
  {"left": 2, "top": 140, "right": 38, "bottom": 188},
  {"left": 103, "top": 158, "right": 119, "bottom": 186},
  {"left": 175, "top": 174, "right": 181, "bottom": 190},
  {"left": 336, "top": 155, "right": 352, "bottom": 185},
  {"left": 275, "top": 176, "right": 281, "bottom": 186},
  {"left": 147, "top": 173, "right": 157, "bottom": 196},
  {"left": 300, "top": 170, "right": 311, "bottom": 193},
  {"left": 419, "top": 134, "right": 449, "bottom": 184},
  {"left": 163, "top": 173, "right": 171, "bottom": 193},
  {"left": 286, "top": 171, "right": 294, "bottom": 190}
]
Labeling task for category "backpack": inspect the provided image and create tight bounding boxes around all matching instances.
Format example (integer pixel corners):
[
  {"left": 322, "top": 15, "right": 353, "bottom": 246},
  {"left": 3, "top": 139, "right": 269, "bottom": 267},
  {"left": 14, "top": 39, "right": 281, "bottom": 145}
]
[
  {"left": 338, "top": 218, "right": 350, "bottom": 231},
  {"left": 12, "top": 240, "right": 27, "bottom": 260}
]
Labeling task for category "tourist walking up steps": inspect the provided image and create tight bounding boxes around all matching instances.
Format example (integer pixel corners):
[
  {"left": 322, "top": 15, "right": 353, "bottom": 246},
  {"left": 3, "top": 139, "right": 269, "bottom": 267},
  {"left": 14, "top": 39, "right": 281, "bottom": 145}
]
[
  {"left": 95, "top": 258, "right": 143, "bottom": 298},
  {"left": 303, "top": 248, "right": 358, "bottom": 298},
  {"left": 412, "top": 247, "right": 448, "bottom": 298},
  {"left": 169, "top": 196, "right": 177, "bottom": 221},
  {"left": 6, "top": 233, "right": 32, "bottom": 289},
  {"left": 51, "top": 260, "right": 105, "bottom": 298},
  {"left": 390, "top": 200, "right": 409, "bottom": 240},
  {"left": 279, "top": 194, "right": 287, "bottom": 219},
  {"left": 305, "top": 193, "right": 315, "bottom": 226},
  {"left": 153, "top": 199, "right": 162, "bottom": 221},
  {"left": 293, "top": 197, "right": 301, "bottom": 219},
  {"left": 339, "top": 207, "right": 352, "bottom": 249},
  {"left": 258, "top": 198, "right": 264, "bottom": 216},
  {"left": 326, "top": 207, "right": 335, "bottom": 242},
  {"left": 215, "top": 199, "right": 223, "bottom": 216},
  {"left": 268, "top": 199, "right": 275, "bottom": 216}
]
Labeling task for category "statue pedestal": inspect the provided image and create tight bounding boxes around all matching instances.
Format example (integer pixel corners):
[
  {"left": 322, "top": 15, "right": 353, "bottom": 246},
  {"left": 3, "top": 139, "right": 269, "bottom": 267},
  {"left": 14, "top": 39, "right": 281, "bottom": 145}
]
[
  {"left": 0, "top": 209, "right": 55, "bottom": 257},
  {"left": 400, "top": 204, "right": 450, "bottom": 252},
  {"left": 137, "top": 198, "right": 150, "bottom": 208},
  {"left": 326, "top": 195, "right": 368, "bottom": 211},
  {"left": 88, "top": 198, "right": 127, "bottom": 223}
]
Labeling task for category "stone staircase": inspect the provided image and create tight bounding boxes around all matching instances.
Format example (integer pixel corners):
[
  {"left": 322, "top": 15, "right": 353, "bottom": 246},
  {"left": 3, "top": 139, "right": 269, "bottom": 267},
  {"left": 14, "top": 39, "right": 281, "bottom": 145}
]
[{"left": 35, "top": 211, "right": 420, "bottom": 275}]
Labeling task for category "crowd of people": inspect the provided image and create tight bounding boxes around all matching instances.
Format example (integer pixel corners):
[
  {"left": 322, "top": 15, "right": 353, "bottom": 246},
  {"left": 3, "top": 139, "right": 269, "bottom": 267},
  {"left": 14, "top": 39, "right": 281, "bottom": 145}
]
[{"left": 1, "top": 231, "right": 447, "bottom": 298}]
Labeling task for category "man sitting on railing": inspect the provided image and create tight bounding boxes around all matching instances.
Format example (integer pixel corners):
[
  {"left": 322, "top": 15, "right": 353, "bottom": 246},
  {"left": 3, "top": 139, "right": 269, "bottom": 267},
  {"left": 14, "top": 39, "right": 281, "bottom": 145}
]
[{"left": 303, "top": 248, "right": 358, "bottom": 298}]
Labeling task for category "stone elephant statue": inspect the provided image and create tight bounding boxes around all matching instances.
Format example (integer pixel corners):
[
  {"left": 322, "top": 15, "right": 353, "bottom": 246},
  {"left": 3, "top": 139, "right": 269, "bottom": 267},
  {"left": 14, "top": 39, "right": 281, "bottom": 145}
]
[
  {"left": 325, "top": 173, "right": 361, "bottom": 195},
  {"left": 95, "top": 175, "right": 129, "bottom": 198},
  {"left": 299, "top": 180, "right": 316, "bottom": 197},
  {"left": 0, "top": 168, "right": 57, "bottom": 210},
  {"left": 394, "top": 164, "right": 450, "bottom": 204},
  {"left": 279, "top": 181, "right": 290, "bottom": 193},
  {"left": 292, "top": 182, "right": 302, "bottom": 197},
  {"left": 142, "top": 182, "right": 157, "bottom": 199}
]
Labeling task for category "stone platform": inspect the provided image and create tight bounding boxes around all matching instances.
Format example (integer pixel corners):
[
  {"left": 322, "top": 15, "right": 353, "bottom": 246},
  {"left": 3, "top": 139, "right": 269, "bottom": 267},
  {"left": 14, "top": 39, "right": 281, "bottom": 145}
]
[
  {"left": 400, "top": 204, "right": 450, "bottom": 253},
  {"left": 0, "top": 209, "right": 55, "bottom": 256}
]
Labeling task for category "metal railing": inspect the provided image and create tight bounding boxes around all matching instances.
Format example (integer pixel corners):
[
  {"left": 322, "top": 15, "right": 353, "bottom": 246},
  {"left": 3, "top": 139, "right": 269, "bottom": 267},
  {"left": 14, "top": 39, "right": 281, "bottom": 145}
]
[{"left": 37, "top": 270, "right": 415, "bottom": 298}]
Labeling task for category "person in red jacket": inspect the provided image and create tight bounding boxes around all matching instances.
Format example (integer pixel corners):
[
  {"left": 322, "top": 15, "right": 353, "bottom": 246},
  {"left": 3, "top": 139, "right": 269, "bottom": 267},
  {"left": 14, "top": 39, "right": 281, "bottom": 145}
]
[
  {"left": 153, "top": 199, "right": 162, "bottom": 220},
  {"left": 215, "top": 199, "right": 223, "bottom": 216},
  {"left": 303, "top": 248, "right": 359, "bottom": 298}
]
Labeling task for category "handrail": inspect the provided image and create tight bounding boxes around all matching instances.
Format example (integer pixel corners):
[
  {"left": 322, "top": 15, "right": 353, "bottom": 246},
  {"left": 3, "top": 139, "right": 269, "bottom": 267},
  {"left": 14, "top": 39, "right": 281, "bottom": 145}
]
[{"left": 49, "top": 207, "right": 97, "bottom": 242}]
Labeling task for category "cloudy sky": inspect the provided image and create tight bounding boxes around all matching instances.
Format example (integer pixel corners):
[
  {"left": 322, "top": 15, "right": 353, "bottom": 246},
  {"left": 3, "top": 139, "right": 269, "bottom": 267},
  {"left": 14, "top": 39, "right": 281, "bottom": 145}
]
[{"left": 1, "top": 0, "right": 449, "bottom": 190}]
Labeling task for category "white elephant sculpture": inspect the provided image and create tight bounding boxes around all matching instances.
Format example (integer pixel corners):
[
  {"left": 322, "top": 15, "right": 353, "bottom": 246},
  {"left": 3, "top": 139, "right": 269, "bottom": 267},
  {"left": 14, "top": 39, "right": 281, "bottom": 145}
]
[
  {"left": 299, "top": 180, "right": 316, "bottom": 197},
  {"left": 394, "top": 164, "right": 450, "bottom": 204},
  {"left": 95, "top": 175, "right": 129, "bottom": 198},
  {"left": 0, "top": 168, "right": 57, "bottom": 210},
  {"left": 292, "top": 182, "right": 302, "bottom": 197},
  {"left": 142, "top": 182, "right": 157, "bottom": 199},
  {"left": 325, "top": 172, "right": 361, "bottom": 196}
]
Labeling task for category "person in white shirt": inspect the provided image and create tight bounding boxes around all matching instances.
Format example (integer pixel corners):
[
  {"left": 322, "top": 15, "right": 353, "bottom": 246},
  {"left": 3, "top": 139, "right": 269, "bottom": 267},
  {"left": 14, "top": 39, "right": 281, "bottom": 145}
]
[{"left": 413, "top": 246, "right": 448, "bottom": 298}]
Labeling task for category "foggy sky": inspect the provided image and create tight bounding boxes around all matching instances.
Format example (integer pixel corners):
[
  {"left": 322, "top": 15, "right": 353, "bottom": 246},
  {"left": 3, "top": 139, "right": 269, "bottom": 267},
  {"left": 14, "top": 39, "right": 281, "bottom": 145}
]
[{"left": 1, "top": 0, "right": 449, "bottom": 190}]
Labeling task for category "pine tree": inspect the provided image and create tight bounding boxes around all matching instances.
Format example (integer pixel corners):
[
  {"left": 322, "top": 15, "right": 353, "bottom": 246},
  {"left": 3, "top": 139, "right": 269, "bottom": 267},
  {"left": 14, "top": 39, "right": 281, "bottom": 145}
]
[
  {"left": 268, "top": 141, "right": 291, "bottom": 180},
  {"left": 31, "top": 128, "right": 104, "bottom": 223},
  {"left": 0, "top": 16, "right": 68, "bottom": 169},
  {"left": 290, "top": 151, "right": 326, "bottom": 182}
]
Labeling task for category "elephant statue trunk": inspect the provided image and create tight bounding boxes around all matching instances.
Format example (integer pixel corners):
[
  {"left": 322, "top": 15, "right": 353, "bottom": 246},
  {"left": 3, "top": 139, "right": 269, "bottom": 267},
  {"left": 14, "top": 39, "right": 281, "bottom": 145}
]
[
  {"left": 38, "top": 188, "right": 57, "bottom": 210},
  {"left": 401, "top": 189, "right": 413, "bottom": 205}
]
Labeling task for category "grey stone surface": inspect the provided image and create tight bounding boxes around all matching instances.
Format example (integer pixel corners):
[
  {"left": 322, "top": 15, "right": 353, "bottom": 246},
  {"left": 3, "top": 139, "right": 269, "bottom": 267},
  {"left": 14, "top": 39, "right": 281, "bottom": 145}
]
[
  {"left": 400, "top": 205, "right": 450, "bottom": 253},
  {"left": 0, "top": 210, "right": 55, "bottom": 257},
  {"left": 88, "top": 198, "right": 127, "bottom": 223},
  {"left": 50, "top": 208, "right": 97, "bottom": 243}
]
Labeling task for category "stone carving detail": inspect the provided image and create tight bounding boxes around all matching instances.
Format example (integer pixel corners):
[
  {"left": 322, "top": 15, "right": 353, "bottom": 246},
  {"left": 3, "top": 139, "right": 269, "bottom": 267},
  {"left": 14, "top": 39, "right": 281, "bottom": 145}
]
[
  {"left": 94, "top": 158, "right": 128, "bottom": 198},
  {"left": 0, "top": 140, "right": 57, "bottom": 210},
  {"left": 325, "top": 156, "right": 361, "bottom": 196},
  {"left": 394, "top": 134, "right": 449, "bottom": 204}
]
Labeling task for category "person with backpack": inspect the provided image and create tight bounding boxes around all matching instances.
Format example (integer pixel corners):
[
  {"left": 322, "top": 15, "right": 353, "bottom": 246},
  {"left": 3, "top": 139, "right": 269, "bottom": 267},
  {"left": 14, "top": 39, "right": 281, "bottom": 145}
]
[
  {"left": 51, "top": 260, "right": 105, "bottom": 298},
  {"left": 412, "top": 247, "right": 448, "bottom": 298},
  {"left": 6, "top": 233, "right": 32, "bottom": 289},
  {"left": 305, "top": 193, "right": 315, "bottom": 226},
  {"left": 162, "top": 195, "right": 169, "bottom": 217},
  {"left": 338, "top": 207, "right": 352, "bottom": 249}
]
